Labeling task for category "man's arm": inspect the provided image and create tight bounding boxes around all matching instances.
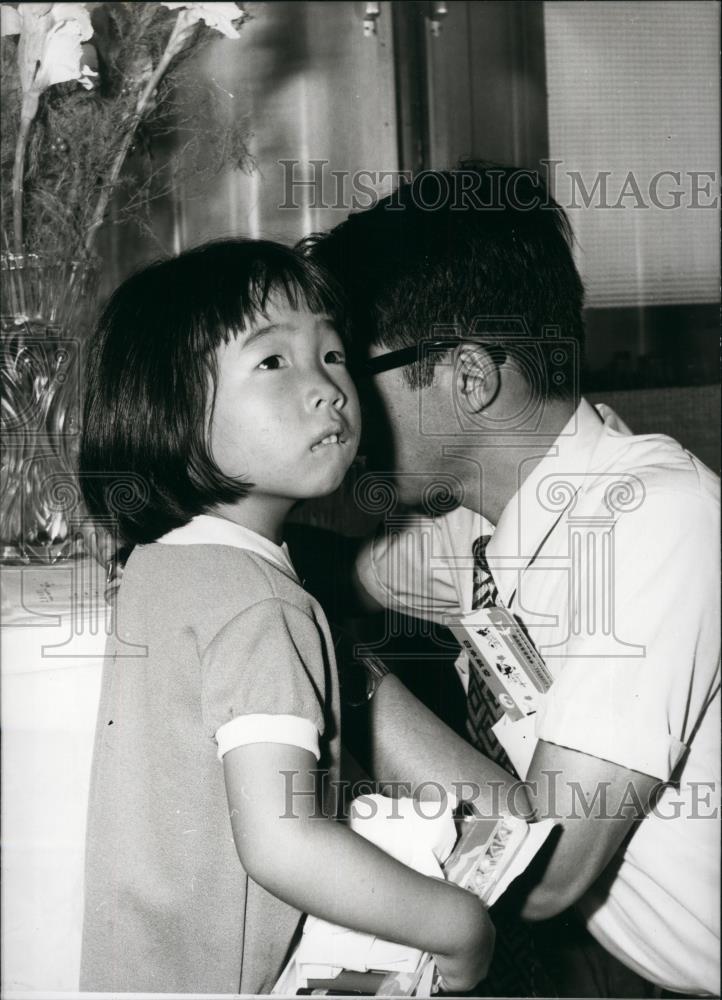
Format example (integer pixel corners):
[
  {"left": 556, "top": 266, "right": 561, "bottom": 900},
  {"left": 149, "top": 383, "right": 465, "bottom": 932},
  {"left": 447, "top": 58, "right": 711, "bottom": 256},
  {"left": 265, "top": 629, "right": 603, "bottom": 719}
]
[
  {"left": 515, "top": 489, "right": 718, "bottom": 919},
  {"left": 518, "top": 739, "right": 659, "bottom": 919},
  {"left": 356, "top": 675, "right": 659, "bottom": 920},
  {"left": 356, "top": 673, "right": 528, "bottom": 814}
]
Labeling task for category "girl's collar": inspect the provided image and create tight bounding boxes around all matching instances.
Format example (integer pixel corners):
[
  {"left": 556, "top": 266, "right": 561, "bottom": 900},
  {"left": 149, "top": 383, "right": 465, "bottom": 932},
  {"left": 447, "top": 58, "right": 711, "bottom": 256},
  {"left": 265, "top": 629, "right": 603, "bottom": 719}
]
[{"left": 156, "top": 514, "right": 299, "bottom": 582}]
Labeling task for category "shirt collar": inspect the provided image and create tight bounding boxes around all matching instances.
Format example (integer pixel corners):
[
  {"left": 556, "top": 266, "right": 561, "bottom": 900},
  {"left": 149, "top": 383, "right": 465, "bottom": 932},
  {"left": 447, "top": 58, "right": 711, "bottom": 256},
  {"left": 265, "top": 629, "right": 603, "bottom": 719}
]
[
  {"left": 486, "top": 398, "right": 615, "bottom": 605},
  {"left": 156, "top": 514, "right": 299, "bottom": 582}
]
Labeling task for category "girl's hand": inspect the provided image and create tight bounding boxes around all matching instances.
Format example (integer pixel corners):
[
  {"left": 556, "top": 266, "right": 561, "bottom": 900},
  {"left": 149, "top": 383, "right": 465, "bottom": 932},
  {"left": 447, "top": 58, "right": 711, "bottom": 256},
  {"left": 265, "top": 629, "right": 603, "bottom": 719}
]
[
  {"left": 224, "top": 742, "right": 497, "bottom": 986},
  {"left": 433, "top": 893, "right": 495, "bottom": 993}
]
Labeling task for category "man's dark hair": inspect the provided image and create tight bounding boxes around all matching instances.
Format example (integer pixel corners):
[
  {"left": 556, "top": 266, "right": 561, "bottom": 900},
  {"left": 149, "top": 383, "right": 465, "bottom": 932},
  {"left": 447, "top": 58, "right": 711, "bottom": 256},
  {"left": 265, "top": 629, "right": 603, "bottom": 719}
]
[
  {"left": 303, "top": 162, "right": 584, "bottom": 397},
  {"left": 80, "top": 239, "right": 345, "bottom": 546}
]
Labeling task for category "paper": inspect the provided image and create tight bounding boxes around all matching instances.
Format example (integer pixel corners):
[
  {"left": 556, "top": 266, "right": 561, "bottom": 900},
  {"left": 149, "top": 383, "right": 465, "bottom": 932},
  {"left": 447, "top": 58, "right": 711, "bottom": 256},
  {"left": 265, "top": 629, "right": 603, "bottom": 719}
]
[
  {"left": 273, "top": 796, "right": 557, "bottom": 996},
  {"left": 492, "top": 712, "right": 539, "bottom": 779},
  {"left": 349, "top": 792, "right": 457, "bottom": 875},
  {"left": 443, "top": 814, "right": 556, "bottom": 907},
  {"left": 485, "top": 818, "right": 556, "bottom": 906},
  {"left": 285, "top": 794, "right": 455, "bottom": 984}
]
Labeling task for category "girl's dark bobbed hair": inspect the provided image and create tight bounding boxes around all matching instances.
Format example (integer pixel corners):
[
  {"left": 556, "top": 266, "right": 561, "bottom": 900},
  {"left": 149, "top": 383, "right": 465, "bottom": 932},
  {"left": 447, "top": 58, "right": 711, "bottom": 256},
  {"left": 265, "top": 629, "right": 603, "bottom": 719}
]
[{"left": 80, "top": 238, "right": 346, "bottom": 546}]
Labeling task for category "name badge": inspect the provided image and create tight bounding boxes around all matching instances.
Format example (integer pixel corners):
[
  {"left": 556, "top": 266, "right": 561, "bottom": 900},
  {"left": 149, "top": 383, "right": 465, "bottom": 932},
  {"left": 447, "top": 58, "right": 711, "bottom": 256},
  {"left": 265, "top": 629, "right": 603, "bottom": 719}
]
[{"left": 450, "top": 607, "right": 553, "bottom": 721}]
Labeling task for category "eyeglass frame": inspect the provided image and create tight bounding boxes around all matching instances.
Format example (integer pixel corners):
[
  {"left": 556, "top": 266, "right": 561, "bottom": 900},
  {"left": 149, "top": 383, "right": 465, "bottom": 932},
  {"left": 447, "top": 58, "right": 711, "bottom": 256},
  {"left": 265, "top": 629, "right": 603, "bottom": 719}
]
[{"left": 353, "top": 338, "right": 509, "bottom": 379}]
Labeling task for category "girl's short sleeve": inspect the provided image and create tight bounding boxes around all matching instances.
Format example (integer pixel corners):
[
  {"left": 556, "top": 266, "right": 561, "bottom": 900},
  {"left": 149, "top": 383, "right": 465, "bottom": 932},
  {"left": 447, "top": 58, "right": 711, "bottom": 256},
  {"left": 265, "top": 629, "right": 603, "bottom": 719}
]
[{"left": 200, "top": 598, "right": 330, "bottom": 754}]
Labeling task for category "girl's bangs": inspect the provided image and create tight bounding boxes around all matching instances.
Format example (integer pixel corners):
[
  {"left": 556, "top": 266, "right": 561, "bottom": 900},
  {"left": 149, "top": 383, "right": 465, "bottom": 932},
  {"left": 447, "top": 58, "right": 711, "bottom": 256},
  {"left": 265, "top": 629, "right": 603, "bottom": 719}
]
[{"left": 245, "top": 254, "right": 349, "bottom": 341}]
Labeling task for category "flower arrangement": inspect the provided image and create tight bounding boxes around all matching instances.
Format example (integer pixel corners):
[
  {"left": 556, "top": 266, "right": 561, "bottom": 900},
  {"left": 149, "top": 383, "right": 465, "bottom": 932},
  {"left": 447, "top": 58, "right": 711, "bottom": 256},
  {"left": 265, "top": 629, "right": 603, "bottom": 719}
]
[
  {"left": 0, "top": 2, "right": 251, "bottom": 564},
  {"left": 0, "top": 1, "right": 251, "bottom": 260}
]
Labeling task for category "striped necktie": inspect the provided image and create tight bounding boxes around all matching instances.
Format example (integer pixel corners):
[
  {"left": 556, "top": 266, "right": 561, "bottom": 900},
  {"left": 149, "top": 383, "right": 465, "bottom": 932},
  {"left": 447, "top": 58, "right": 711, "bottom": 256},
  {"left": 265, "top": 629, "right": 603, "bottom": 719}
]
[
  {"left": 466, "top": 535, "right": 554, "bottom": 997},
  {"left": 472, "top": 533, "right": 500, "bottom": 608},
  {"left": 466, "top": 534, "right": 514, "bottom": 770}
]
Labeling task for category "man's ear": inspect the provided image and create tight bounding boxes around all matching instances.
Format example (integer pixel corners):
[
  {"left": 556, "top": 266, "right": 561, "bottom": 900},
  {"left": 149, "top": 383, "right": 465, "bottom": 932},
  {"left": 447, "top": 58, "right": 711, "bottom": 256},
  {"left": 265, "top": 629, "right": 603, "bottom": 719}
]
[{"left": 454, "top": 344, "right": 501, "bottom": 414}]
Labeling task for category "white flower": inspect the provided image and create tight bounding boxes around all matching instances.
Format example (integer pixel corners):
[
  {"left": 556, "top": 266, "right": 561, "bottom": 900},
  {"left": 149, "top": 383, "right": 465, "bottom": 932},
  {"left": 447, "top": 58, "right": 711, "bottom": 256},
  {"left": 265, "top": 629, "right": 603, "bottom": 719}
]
[
  {"left": 160, "top": 2, "right": 247, "bottom": 40},
  {"left": 1, "top": 2, "right": 97, "bottom": 104}
]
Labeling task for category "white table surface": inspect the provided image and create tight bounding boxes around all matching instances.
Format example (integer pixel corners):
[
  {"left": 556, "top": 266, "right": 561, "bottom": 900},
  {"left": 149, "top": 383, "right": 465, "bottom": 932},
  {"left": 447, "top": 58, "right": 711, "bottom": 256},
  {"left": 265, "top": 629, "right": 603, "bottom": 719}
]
[{"left": 2, "top": 560, "right": 108, "bottom": 994}]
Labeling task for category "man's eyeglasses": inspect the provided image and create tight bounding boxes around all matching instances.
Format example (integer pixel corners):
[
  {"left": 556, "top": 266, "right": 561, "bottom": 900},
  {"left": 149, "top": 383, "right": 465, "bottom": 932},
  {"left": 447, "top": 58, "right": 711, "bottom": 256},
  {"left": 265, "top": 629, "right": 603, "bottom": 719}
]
[{"left": 354, "top": 338, "right": 508, "bottom": 378}]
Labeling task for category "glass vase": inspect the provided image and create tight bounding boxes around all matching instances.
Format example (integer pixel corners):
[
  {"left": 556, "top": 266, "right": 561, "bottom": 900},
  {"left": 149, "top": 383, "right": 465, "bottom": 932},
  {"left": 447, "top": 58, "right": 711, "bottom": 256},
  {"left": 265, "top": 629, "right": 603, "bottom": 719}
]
[{"left": 1, "top": 253, "right": 100, "bottom": 564}]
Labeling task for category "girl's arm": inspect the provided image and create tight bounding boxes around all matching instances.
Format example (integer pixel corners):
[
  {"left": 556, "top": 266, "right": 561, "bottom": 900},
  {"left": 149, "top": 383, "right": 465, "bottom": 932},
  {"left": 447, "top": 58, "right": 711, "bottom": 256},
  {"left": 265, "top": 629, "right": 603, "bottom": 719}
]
[{"left": 224, "top": 742, "right": 494, "bottom": 993}]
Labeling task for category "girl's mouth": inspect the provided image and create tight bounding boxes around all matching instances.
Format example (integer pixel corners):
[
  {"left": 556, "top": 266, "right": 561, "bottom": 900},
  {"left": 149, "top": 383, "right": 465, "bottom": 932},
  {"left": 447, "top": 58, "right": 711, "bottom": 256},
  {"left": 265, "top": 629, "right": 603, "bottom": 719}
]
[{"left": 310, "top": 430, "right": 346, "bottom": 452}]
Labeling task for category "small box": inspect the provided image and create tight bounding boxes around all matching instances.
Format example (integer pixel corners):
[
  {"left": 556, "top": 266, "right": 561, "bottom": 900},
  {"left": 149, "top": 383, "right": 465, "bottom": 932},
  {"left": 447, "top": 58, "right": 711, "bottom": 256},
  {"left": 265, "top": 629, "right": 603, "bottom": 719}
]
[
  {"left": 444, "top": 813, "right": 530, "bottom": 905},
  {"left": 450, "top": 607, "right": 553, "bottom": 721}
]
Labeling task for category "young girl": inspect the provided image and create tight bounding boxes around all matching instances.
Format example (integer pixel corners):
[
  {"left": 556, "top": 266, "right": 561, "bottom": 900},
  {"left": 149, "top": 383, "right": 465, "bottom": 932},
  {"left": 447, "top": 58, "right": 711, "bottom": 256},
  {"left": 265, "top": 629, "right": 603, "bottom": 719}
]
[{"left": 78, "top": 240, "right": 493, "bottom": 995}]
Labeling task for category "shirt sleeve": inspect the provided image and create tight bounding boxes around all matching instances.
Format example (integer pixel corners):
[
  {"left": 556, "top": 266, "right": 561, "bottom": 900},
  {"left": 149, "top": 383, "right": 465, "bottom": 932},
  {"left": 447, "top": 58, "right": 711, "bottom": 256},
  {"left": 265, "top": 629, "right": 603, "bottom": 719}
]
[
  {"left": 535, "top": 489, "right": 720, "bottom": 780},
  {"left": 200, "top": 598, "right": 331, "bottom": 759},
  {"left": 355, "top": 509, "right": 482, "bottom": 621}
]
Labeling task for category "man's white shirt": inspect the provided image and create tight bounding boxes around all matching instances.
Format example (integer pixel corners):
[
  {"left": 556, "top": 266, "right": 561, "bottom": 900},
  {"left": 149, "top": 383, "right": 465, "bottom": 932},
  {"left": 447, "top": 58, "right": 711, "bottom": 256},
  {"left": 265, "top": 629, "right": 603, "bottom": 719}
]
[{"left": 356, "top": 398, "right": 720, "bottom": 995}]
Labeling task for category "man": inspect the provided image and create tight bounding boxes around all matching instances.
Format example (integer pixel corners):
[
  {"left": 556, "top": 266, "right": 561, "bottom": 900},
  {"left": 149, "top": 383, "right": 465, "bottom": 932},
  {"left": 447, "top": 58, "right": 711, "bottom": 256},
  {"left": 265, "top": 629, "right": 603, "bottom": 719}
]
[{"left": 302, "top": 164, "right": 720, "bottom": 997}]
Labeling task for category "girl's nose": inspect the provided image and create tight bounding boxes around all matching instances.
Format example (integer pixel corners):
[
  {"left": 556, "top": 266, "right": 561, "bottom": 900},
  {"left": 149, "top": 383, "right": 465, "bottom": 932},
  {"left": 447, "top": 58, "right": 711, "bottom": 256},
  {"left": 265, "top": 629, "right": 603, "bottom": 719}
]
[{"left": 308, "top": 373, "right": 346, "bottom": 410}]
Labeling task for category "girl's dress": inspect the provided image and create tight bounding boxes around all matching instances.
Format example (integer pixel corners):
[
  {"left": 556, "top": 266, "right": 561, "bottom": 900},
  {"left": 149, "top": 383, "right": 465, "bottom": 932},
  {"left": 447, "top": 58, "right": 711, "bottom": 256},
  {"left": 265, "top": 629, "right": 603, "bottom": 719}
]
[{"left": 80, "top": 515, "right": 341, "bottom": 994}]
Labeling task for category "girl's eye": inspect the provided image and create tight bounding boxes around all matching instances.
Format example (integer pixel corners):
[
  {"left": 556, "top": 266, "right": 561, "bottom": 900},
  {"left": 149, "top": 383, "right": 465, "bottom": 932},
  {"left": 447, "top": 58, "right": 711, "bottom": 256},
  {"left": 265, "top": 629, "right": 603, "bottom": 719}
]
[
  {"left": 257, "top": 355, "right": 285, "bottom": 371},
  {"left": 324, "top": 349, "right": 346, "bottom": 365}
]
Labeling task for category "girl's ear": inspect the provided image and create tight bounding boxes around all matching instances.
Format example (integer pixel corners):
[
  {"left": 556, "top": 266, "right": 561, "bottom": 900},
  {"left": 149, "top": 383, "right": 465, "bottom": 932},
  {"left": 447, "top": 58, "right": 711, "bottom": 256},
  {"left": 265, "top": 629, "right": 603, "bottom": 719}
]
[{"left": 454, "top": 344, "right": 501, "bottom": 414}]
